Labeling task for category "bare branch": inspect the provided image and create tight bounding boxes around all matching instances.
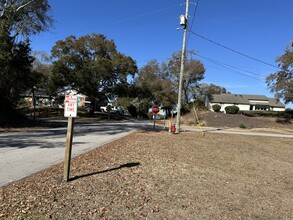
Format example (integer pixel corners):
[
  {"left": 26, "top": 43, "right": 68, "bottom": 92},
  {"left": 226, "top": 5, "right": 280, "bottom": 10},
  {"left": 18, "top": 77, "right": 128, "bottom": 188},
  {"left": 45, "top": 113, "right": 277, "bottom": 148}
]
[
  {"left": 0, "top": 0, "right": 10, "bottom": 17},
  {"left": 15, "top": 0, "right": 36, "bottom": 12}
]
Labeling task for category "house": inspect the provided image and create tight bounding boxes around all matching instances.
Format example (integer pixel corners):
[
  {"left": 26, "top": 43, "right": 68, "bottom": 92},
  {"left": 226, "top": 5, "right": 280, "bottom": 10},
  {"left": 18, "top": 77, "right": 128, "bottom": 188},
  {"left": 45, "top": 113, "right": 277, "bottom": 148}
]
[
  {"left": 21, "top": 88, "right": 87, "bottom": 107},
  {"left": 207, "top": 94, "right": 285, "bottom": 112},
  {"left": 21, "top": 89, "right": 53, "bottom": 106}
]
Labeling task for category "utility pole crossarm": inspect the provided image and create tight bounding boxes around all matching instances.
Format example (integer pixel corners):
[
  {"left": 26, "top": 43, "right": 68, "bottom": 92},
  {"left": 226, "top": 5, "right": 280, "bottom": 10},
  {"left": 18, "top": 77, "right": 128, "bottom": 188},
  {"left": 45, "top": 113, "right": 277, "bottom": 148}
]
[{"left": 175, "top": 0, "right": 189, "bottom": 134}]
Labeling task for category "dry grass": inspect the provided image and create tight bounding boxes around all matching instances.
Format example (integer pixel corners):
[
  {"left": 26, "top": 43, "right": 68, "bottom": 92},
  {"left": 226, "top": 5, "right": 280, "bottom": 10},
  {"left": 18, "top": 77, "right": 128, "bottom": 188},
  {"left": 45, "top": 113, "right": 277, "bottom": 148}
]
[
  {"left": 1, "top": 131, "right": 293, "bottom": 219},
  {"left": 181, "top": 111, "right": 293, "bottom": 131}
]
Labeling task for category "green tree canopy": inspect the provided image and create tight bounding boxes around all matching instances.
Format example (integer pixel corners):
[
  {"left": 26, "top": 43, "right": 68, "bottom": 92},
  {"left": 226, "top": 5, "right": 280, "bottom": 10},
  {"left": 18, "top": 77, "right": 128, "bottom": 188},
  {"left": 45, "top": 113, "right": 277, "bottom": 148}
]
[
  {"left": 0, "top": 0, "right": 53, "bottom": 124},
  {"left": 0, "top": 0, "right": 53, "bottom": 39},
  {"left": 192, "top": 83, "right": 228, "bottom": 109},
  {"left": 168, "top": 51, "right": 205, "bottom": 104},
  {"left": 31, "top": 51, "right": 52, "bottom": 92},
  {"left": 193, "top": 83, "right": 228, "bottom": 101},
  {"left": 135, "top": 60, "right": 177, "bottom": 109},
  {"left": 266, "top": 43, "right": 293, "bottom": 104},
  {"left": 0, "top": 29, "right": 36, "bottom": 123},
  {"left": 50, "top": 33, "right": 137, "bottom": 100}
]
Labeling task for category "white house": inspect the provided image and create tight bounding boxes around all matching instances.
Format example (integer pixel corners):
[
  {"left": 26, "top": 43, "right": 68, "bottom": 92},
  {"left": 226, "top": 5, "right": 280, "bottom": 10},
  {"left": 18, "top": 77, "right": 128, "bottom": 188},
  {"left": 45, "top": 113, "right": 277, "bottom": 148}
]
[{"left": 207, "top": 94, "right": 285, "bottom": 112}]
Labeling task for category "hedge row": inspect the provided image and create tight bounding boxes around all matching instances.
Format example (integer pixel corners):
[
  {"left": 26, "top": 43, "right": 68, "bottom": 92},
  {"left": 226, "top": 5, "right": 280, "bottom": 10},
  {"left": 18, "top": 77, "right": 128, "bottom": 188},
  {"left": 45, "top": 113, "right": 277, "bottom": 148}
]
[{"left": 211, "top": 104, "right": 239, "bottom": 114}]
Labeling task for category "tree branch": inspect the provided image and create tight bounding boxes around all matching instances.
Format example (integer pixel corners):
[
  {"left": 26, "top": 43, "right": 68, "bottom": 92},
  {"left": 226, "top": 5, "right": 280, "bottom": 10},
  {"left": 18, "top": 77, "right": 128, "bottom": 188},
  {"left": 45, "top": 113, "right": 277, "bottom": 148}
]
[
  {"left": 16, "top": 0, "right": 36, "bottom": 12},
  {"left": 0, "top": 0, "right": 10, "bottom": 17}
]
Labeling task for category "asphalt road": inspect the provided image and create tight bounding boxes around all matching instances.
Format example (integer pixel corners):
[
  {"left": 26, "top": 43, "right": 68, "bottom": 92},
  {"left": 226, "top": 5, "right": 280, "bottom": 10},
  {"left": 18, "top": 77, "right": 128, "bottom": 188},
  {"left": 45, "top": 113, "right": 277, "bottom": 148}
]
[{"left": 0, "top": 119, "right": 151, "bottom": 187}]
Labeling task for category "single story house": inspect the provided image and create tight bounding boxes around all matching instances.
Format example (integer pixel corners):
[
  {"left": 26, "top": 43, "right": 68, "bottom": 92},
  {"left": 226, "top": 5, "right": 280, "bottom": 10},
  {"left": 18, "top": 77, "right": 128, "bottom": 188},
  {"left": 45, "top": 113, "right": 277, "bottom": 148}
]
[
  {"left": 207, "top": 94, "right": 285, "bottom": 112},
  {"left": 21, "top": 89, "right": 87, "bottom": 107},
  {"left": 21, "top": 88, "right": 53, "bottom": 106}
]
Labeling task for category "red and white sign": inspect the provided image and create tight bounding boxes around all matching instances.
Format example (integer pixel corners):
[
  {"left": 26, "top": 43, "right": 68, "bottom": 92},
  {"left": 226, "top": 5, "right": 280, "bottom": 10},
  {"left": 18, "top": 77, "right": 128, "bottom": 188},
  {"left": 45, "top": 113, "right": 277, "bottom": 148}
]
[
  {"left": 64, "top": 95, "right": 78, "bottom": 118},
  {"left": 152, "top": 105, "right": 160, "bottom": 114}
]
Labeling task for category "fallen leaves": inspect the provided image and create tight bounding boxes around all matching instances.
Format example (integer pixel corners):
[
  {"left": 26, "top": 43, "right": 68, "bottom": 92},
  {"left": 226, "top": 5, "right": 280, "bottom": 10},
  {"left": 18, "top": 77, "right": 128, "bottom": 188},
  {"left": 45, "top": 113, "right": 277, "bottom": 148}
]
[{"left": 1, "top": 131, "right": 293, "bottom": 219}]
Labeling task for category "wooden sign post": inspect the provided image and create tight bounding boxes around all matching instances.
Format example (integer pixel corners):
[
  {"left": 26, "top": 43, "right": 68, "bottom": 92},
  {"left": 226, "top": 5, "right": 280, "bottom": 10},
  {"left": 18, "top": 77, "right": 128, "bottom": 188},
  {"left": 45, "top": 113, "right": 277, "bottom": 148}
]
[
  {"left": 64, "top": 95, "right": 77, "bottom": 182},
  {"left": 64, "top": 117, "right": 74, "bottom": 182}
]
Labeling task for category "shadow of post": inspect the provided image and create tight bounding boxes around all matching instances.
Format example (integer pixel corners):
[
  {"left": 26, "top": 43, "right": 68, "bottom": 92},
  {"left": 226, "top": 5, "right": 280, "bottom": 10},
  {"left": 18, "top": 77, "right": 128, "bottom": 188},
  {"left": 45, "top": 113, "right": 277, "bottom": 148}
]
[{"left": 69, "top": 162, "right": 140, "bottom": 182}]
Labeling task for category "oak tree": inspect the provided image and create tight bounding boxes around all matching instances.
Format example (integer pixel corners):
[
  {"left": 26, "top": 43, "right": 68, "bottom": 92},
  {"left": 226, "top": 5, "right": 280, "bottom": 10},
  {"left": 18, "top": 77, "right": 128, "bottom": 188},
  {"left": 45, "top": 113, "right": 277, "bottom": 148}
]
[
  {"left": 0, "top": 30, "right": 35, "bottom": 122},
  {"left": 0, "top": 0, "right": 53, "bottom": 123},
  {"left": 168, "top": 51, "right": 205, "bottom": 104},
  {"left": 50, "top": 33, "right": 137, "bottom": 102},
  {"left": 135, "top": 60, "right": 177, "bottom": 110},
  {"left": 0, "top": 0, "right": 53, "bottom": 40}
]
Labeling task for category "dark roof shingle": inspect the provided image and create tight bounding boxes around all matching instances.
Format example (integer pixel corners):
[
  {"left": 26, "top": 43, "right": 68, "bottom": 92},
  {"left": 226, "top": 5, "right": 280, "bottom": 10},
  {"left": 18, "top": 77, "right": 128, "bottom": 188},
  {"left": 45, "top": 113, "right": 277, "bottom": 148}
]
[
  {"left": 210, "top": 94, "right": 249, "bottom": 104},
  {"left": 210, "top": 94, "right": 285, "bottom": 108}
]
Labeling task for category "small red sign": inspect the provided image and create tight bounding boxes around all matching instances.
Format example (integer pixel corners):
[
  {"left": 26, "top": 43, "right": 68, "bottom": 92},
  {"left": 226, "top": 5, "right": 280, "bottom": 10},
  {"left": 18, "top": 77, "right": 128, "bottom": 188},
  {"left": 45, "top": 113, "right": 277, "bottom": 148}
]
[{"left": 152, "top": 105, "right": 160, "bottom": 114}]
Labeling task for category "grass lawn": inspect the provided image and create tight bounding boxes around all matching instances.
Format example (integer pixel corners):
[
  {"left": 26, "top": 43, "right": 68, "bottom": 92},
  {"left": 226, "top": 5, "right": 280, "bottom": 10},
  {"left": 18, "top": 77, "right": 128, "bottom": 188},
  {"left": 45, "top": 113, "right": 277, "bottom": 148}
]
[{"left": 1, "top": 131, "right": 293, "bottom": 219}]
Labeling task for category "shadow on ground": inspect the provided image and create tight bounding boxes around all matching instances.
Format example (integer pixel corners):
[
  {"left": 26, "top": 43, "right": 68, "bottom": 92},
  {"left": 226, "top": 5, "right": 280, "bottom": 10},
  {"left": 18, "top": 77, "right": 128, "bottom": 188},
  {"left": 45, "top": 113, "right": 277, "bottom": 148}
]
[{"left": 69, "top": 162, "right": 141, "bottom": 182}]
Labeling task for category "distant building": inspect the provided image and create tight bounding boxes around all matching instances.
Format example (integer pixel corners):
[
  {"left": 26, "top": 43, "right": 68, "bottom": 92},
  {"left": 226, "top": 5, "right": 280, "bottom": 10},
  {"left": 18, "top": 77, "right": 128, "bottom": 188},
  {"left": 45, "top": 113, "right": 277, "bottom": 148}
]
[
  {"left": 207, "top": 94, "right": 285, "bottom": 112},
  {"left": 21, "top": 89, "right": 52, "bottom": 106},
  {"left": 21, "top": 88, "right": 87, "bottom": 107}
]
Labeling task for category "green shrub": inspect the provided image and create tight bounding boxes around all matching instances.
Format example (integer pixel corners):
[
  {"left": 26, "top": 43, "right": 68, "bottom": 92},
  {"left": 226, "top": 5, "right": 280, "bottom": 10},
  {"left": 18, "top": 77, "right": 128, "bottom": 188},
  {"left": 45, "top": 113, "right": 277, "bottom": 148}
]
[
  {"left": 212, "top": 104, "right": 221, "bottom": 112},
  {"left": 147, "top": 112, "right": 153, "bottom": 119},
  {"left": 193, "top": 99, "right": 207, "bottom": 111},
  {"left": 137, "top": 111, "right": 148, "bottom": 118},
  {"left": 241, "top": 111, "right": 255, "bottom": 117},
  {"left": 239, "top": 123, "right": 246, "bottom": 129},
  {"left": 127, "top": 105, "right": 137, "bottom": 117},
  {"left": 225, "top": 106, "right": 239, "bottom": 114},
  {"left": 181, "top": 103, "right": 191, "bottom": 114},
  {"left": 106, "top": 105, "right": 112, "bottom": 113}
]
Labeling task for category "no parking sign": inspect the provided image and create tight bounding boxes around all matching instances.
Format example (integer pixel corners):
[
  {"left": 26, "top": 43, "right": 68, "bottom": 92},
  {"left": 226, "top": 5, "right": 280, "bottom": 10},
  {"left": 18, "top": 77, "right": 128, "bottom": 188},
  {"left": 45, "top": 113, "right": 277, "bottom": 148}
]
[{"left": 64, "top": 95, "right": 78, "bottom": 118}]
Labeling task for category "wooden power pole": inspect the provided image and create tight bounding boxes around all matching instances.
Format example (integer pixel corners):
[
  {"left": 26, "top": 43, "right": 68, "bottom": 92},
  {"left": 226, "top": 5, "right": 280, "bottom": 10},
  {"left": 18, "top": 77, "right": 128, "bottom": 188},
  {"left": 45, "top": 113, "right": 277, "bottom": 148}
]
[{"left": 176, "top": 0, "right": 189, "bottom": 134}]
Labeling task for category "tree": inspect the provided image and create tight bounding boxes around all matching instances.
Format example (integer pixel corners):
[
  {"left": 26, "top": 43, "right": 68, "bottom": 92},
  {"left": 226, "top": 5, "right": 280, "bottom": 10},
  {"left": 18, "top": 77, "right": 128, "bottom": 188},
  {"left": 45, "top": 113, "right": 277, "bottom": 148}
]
[
  {"left": 50, "top": 33, "right": 137, "bottom": 103},
  {"left": 266, "top": 43, "right": 293, "bottom": 104},
  {"left": 135, "top": 60, "right": 177, "bottom": 109},
  {"left": 168, "top": 51, "right": 205, "bottom": 104},
  {"left": 0, "top": 0, "right": 53, "bottom": 124},
  {"left": 194, "top": 83, "right": 228, "bottom": 101},
  {"left": 0, "top": 29, "right": 35, "bottom": 122},
  {"left": 0, "top": 0, "right": 53, "bottom": 40},
  {"left": 31, "top": 51, "right": 52, "bottom": 90}
]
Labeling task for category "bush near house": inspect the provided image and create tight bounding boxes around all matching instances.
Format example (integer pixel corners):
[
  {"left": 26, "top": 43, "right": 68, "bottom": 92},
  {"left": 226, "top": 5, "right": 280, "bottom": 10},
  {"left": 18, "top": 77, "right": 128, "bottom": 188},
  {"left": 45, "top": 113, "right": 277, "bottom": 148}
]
[
  {"left": 241, "top": 110, "right": 293, "bottom": 118},
  {"left": 212, "top": 104, "right": 221, "bottom": 112},
  {"left": 225, "top": 106, "right": 239, "bottom": 114}
]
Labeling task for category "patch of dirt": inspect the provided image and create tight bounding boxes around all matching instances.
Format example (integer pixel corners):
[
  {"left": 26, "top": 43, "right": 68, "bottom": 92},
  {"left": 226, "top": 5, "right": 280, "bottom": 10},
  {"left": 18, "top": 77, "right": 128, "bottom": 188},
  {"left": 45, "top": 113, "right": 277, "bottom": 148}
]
[
  {"left": 182, "top": 111, "right": 293, "bottom": 131},
  {"left": 1, "top": 131, "right": 293, "bottom": 219}
]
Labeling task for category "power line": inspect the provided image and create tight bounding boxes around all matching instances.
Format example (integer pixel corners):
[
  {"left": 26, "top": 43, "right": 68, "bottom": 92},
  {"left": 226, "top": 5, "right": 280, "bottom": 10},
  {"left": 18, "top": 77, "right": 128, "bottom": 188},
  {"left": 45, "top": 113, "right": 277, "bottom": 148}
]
[
  {"left": 190, "top": 31, "right": 281, "bottom": 70},
  {"left": 136, "top": 51, "right": 266, "bottom": 82},
  {"left": 107, "top": 4, "right": 180, "bottom": 26},
  {"left": 191, "top": 52, "right": 265, "bottom": 78},
  {"left": 32, "top": 4, "right": 180, "bottom": 45},
  {"left": 187, "top": 0, "right": 200, "bottom": 47},
  {"left": 190, "top": 52, "right": 265, "bottom": 82}
]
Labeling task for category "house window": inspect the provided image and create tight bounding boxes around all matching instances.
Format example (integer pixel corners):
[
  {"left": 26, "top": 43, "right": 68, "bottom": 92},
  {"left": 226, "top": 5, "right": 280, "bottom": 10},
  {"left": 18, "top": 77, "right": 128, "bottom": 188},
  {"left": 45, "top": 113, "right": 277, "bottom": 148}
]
[{"left": 255, "top": 105, "right": 268, "bottom": 111}]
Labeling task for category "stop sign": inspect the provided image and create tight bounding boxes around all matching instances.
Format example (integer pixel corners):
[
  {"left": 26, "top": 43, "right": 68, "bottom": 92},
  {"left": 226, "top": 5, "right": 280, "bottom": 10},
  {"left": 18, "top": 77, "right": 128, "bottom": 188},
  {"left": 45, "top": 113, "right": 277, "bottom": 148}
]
[{"left": 152, "top": 105, "right": 160, "bottom": 114}]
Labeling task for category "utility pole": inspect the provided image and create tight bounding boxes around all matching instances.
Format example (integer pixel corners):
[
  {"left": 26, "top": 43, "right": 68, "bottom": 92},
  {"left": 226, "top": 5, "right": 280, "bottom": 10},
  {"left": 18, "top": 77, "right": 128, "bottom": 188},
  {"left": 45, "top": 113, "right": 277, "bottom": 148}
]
[{"left": 175, "top": 0, "right": 189, "bottom": 134}]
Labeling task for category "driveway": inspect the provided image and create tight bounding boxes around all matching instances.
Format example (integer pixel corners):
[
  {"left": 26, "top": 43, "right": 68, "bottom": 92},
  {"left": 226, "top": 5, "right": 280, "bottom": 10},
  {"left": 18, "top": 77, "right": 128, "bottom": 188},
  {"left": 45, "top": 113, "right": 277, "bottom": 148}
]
[{"left": 0, "top": 119, "right": 151, "bottom": 187}]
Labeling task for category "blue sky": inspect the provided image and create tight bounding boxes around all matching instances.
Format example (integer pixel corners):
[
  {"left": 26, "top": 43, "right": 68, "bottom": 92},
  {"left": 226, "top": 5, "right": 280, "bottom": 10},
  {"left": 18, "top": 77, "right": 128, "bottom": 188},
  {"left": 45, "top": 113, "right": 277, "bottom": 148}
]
[{"left": 30, "top": 0, "right": 293, "bottom": 107}]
